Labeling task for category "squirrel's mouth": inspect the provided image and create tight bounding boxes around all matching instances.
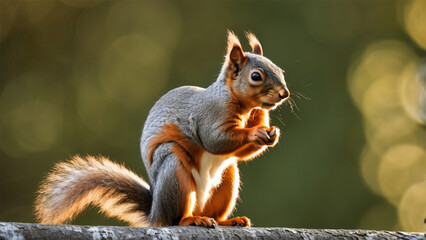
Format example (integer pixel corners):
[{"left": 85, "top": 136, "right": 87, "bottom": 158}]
[{"left": 261, "top": 102, "right": 276, "bottom": 109}]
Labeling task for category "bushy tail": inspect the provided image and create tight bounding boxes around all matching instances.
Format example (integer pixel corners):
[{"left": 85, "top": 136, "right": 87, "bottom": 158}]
[{"left": 34, "top": 155, "right": 152, "bottom": 227}]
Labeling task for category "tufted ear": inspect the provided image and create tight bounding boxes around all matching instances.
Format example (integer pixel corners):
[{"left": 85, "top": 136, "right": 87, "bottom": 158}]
[
  {"left": 226, "top": 30, "right": 246, "bottom": 77},
  {"left": 245, "top": 32, "right": 263, "bottom": 55}
]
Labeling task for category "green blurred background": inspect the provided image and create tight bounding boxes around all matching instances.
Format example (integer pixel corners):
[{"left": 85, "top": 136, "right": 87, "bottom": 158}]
[{"left": 0, "top": 0, "right": 425, "bottom": 232}]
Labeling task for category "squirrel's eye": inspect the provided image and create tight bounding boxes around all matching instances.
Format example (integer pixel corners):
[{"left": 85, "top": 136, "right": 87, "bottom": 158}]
[{"left": 251, "top": 72, "right": 262, "bottom": 82}]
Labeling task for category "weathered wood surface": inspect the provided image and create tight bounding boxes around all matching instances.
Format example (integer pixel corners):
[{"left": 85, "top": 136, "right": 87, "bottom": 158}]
[{"left": 0, "top": 222, "right": 423, "bottom": 240}]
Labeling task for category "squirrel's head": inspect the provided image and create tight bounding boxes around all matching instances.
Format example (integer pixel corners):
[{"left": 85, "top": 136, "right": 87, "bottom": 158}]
[{"left": 224, "top": 30, "right": 290, "bottom": 111}]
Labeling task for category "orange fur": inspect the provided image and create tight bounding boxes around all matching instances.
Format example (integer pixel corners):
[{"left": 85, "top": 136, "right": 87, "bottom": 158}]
[
  {"left": 220, "top": 36, "right": 271, "bottom": 159},
  {"left": 218, "top": 101, "right": 256, "bottom": 155},
  {"left": 176, "top": 161, "right": 196, "bottom": 219},
  {"left": 147, "top": 123, "right": 203, "bottom": 171},
  {"left": 148, "top": 123, "right": 248, "bottom": 227},
  {"left": 225, "top": 31, "right": 248, "bottom": 101},
  {"left": 232, "top": 108, "right": 271, "bottom": 160},
  {"left": 179, "top": 216, "right": 216, "bottom": 227},
  {"left": 35, "top": 156, "right": 150, "bottom": 227},
  {"left": 218, "top": 101, "right": 273, "bottom": 160},
  {"left": 218, "top": 216, "right": 252, "bottom": 227},
  {"left": 226, "top": 30, "right": 242, "bottom": 59},
  {"left": 246, "top": 108, "right": 269, "bottom": 128},
  {"left": 233, "top": 143, "right": 263, "bottom": 160},
  {"left": 245, "top": 32, "right": 263, "bottom": 56},
  {"left": 202, "top": 163, "right": 239, "bottom": 221}
]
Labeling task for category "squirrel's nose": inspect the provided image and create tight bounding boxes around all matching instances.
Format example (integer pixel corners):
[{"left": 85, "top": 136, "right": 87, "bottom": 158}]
[{"left": 278, "top": 87, "right": 290, "bottom": 99}]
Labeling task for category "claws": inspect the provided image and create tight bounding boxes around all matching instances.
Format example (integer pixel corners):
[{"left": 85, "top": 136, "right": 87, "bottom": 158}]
[
  {"left": 218, "top": 216, "right": 252, "bottom": 227},
  {"left": 249, "top": 126, "right": 280, "bottom": 147},
  {"left": 241, "top": 219, "right": 246, "bottom": 226},
  {"left": 266, "top": 126, "right": 280, "bottom": 146},
  {"left": 268, "top": 128, "right": 276, "bottom": 137},
  {"left": 180, "top": 216, "right": 217, "bottom": 228}
]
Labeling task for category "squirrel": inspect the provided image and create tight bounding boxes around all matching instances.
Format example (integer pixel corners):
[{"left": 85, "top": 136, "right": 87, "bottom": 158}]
[{"left": 34, "top": 30, "right": 290, "bottom": 228}]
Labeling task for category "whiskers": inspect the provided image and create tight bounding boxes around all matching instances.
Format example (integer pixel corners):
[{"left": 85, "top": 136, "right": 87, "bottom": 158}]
[
  {"left": 271, "top": 108, "right": 286, "bottom": 127},
  {"left": 285, "top": 91, "right": 310, "bottom": 120},
  {"left": 285, "top": 97, "right": 301, "bottom": 120},
  {"left": 270, "top": 90, "right": 309, "bottom": 127},
  {"left": 291, "top": 91, "right": 310, "bottom": 101}
]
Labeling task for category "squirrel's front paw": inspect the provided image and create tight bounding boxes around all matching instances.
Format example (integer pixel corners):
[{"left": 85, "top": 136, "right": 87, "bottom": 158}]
[
  {"left": 248, "top": 126, "right": 270, "bottom": 146},
  {"left": 266, "top": 126, "right": 280, "bottom": 147},
  {"left": 248, "top": 126, "right": 280, "bottom": 147}
]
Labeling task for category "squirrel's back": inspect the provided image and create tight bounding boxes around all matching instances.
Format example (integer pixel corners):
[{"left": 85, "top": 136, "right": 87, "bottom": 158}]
[{"left": 140, "top": 85, "right": 206, "bottom": 168}]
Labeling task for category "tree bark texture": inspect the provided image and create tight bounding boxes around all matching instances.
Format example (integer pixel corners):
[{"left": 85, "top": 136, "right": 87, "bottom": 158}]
[{"left": 0, "top": 222, "right": 424, "bottom": 240}]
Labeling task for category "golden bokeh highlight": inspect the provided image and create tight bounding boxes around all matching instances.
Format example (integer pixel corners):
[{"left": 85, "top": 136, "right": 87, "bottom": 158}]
[
  {"left": 404, "top": 0, "right": 426, "bottom": 50},
  {"left": 348, "top": 7, "right": 425, "bottom": 230},
  {"left": 76, "top": 80, "right": 127, "bottom": 147},
  {"left": 378, "top": 144, "right": 425, "bottom": 206},
  {"left": 399, "top": 62, "right": 426, "bottom": 125},
  {"left": 364, "top": 114, "right": 419, "bottom": 155},
  {"left": 347, "top": 40, "right": 417, "bottom": 109},
  {"left": 361, "top": 77, "right": 400, "bottom": 128},
  {"left": 0, "top": 73, "right": 64, "bottom": 157},
  {"left": 360, "top": 146, "right": 381, "bottom": 195},
  {"left": 398, "top": 182, "right": 426, "bottom": 232}
]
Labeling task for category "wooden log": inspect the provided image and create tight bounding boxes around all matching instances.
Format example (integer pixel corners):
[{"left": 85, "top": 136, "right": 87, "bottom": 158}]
[{"left": 0, "top": 222, "right": 423, "bottom": 240}]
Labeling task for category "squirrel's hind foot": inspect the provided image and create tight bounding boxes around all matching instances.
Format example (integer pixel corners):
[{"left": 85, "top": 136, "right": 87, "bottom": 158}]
[
  {"left": 179, "top": 216, "right": 217, "bottom": 228},
  {"left": 218, "top": 216, "right": 252, "bottom": 227}
]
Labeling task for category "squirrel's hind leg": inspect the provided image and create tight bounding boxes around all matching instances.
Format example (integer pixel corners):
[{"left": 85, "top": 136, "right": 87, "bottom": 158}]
[
  {"left": 201, "top": 163, "right": 251, "bottom": 227},
  {"left": 148, "top": 145, "right": 181, "bottom": 226},
  {"left": 148, "top": 144, "right": 217, "bottom": 228},
  {"left": 174, "top": 151, "right": 217, "bottom": 228}
]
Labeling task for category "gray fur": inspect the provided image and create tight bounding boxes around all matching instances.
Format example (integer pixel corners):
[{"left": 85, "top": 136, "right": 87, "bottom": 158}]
[
  {"left": 148, "top": 153, "right": 179, "bottom": 226},
  {"left": 140, "top": 52, "right": 287, "bottom": 224}
]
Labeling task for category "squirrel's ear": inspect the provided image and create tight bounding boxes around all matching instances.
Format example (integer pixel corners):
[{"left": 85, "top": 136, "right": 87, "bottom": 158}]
[
  {"left": 245, "top": 32, "right": 263, "bottom": 56},
  {"left": 226, "top": 30, "right": 246, "bottom": 75}
]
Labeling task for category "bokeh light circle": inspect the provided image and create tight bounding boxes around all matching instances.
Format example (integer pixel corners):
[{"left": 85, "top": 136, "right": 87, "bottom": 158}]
[
  {"left": 364, "top": 114, "right": 418, "bottom": 155},
  {"left": 99, "top": 34, "right": 169, "bottom": 108},
  {"left": 105, "top": 1, "right": 181, "bottom": 49},
  {"left": 378, "top": 144, "right": 425, "bottom": 206},
  {"left": 404, "top": 0, "right": 426, "bottom": 50},
  {"left": 0, "top": 73, "right": 64, "bottom": 156},
  {"left": 24, "top": 1, "right": 57, "bottom": 25},
  {"left": 398, "top": 181, "right": 426, "bottom": 232},
  {"left": 399, "top": 61, "right": 426, "bottom": 125},
  {"left": 360, "top": 146, "right": 382, "bottom": 195},
  {"left": 347, "top": 40, "right": 417, "bottom": 109},
  {"left": 361, "top": 77, "right": 400, "bottom": 128}
]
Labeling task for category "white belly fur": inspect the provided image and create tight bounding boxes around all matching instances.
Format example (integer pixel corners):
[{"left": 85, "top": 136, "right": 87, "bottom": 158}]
[{"left": 191, "top": 152, "right": 236, "bottom": 211}]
